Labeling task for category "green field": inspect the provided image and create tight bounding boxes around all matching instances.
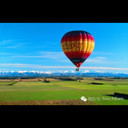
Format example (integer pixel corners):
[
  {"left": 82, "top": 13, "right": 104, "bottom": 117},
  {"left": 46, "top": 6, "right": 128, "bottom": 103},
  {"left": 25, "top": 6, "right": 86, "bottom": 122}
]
[{"left": 0, "top": 78, "right": 128, "bottom": 105}]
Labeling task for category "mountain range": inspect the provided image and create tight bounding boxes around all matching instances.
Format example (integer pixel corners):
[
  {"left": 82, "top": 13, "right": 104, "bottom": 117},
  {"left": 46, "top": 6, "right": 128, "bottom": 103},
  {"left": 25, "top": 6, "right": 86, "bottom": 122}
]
[{"left": 0, "top": 71, "right": 128, "bottom": 78}]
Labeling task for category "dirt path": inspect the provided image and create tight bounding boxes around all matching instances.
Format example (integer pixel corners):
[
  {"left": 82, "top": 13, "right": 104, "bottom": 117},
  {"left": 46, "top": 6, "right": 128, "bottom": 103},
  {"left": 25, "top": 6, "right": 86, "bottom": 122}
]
[{"left": 0, "top": 99, "right": 98, "bottom": 105}]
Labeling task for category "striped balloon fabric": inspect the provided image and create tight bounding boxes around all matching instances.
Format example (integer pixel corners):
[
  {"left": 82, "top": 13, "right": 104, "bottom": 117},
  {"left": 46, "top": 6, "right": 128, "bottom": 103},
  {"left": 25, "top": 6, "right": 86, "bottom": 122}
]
[{"left": 61, "top": 30, "right": 95, "bottom": 70}]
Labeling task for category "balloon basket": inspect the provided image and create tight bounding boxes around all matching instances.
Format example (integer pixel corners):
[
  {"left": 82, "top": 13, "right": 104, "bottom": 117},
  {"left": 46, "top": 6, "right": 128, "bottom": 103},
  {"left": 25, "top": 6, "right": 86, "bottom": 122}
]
[{"left": 76, "top": 67, "right": 80, "bottom": 71}]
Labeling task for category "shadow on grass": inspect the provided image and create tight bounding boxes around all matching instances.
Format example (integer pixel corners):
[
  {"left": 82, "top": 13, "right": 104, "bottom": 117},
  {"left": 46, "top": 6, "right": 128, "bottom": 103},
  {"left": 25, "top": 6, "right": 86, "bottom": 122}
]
[
  {"left": 8, "top": 82, "right": 19, "bottom": 86},
  {"left": 106, "top": 92, "right": 128, "bottom": 100},
  {"left": 90, "top": 82, "right": 103, "bottom": 85}
]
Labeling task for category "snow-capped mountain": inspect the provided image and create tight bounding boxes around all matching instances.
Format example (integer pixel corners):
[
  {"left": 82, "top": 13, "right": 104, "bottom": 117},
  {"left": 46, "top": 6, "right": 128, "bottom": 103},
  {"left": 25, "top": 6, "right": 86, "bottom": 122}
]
[{"left": 0, "top": 71, "right": 128, "bottom": 78}]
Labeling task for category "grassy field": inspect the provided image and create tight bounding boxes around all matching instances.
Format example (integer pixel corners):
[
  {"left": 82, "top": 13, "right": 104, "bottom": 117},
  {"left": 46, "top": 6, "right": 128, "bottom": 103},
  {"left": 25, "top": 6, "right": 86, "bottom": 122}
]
[{"left": 0, "top": 77, "right": 128, "bottom": 105}]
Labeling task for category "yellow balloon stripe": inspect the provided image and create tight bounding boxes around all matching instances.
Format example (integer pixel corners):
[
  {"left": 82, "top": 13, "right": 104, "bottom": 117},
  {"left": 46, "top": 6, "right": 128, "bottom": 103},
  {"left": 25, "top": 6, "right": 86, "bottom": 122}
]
[
  {"left": 89, "top": 42, "right": 95, "bottom": 53},
  {"left": 61, "top": 40, "right": 95, "bottom": 53},
  {"left": 87, "top": 39, "right": 92, "bottom": 53}
]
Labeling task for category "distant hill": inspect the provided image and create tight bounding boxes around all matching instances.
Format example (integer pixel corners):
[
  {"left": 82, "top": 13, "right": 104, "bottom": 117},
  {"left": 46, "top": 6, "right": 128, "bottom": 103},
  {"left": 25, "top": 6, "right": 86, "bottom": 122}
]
[{"left": 0, "top": 71, "right": 128, "bottom": 78}]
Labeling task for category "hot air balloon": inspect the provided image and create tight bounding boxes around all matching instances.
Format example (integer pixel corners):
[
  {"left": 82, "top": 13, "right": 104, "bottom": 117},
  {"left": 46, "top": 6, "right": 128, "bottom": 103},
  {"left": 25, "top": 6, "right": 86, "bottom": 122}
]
[{"left": 61, "top": 30, "right": 95, "bottom": 71}]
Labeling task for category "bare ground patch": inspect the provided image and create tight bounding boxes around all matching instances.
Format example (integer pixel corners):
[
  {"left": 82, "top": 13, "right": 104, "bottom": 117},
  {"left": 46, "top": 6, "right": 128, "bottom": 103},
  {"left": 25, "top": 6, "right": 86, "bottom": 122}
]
[
  {"left": 0, "top": 99, "right": 98, "bottom": 105},
  {"left": 0, "top": 79, "right": 14, "bottom": 81}
]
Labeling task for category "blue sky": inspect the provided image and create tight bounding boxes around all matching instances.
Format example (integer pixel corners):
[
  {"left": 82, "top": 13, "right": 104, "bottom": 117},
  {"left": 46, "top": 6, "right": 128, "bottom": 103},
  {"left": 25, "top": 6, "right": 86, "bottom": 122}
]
[{"left": 0, "top": 23, "right": 128, "bottom": 73}]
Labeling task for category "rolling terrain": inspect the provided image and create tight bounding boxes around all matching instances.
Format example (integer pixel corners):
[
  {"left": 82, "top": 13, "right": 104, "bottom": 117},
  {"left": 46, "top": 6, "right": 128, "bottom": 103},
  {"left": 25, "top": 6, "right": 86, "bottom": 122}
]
[{"left": 0, "top": 77, "right": 128, "bottom": 105}]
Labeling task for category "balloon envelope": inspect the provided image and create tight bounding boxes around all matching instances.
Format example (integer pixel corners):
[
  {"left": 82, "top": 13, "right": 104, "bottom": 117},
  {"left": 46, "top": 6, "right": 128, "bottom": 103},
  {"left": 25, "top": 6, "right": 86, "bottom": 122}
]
[{"left": 61, "top": 30, "right": 95, "bottom": 68}]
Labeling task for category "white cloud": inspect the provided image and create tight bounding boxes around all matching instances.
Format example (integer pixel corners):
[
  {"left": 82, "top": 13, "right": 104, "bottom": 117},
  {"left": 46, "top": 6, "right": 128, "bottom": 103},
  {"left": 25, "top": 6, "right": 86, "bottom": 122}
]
[
  {"left": 92, "top": 51, "right": 114, "bottom": 56},
  {"left": 14, "top": 51, "right": 108, "bottom": 64},
  {"left": 95, "top": 70, "right": 104, "bottom": 73},
  {"left": 5, "top": 44, "right": 22, "bottom": 49},
  {"left": 12, "top": 51, "right": 66, "bottom": 60},
  {"left": 83, "top": 67, "right": 128, "bottom": 70},
  {"left": 0, "top": 52, "right": 11, "bottom": 55},
  {"left": 86, "top": 57, "right": 107, "bottom": 63},
  {"left": 0, "top": 40, "right": 22, "bottom": 49},
  {"left": 64, "top": 70, "right": 68, "bottom": 73},
  {"left": 38, "top": 51, "right": 65, "bottom": 60},
  {"left": 0, "top": 40, "right": 12, "bottom": 45},
  {"left": 71, "top": 70, "right": 75, "bottom": 73},
  {"left": 0, "top": 64, "right": 30, "bottom": 67},
  {"left": 84, "top": 70, "right": 90, "bottom": 73},
  {"left": 0, "top": 63, "right": 128, "bottom": 71}
]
